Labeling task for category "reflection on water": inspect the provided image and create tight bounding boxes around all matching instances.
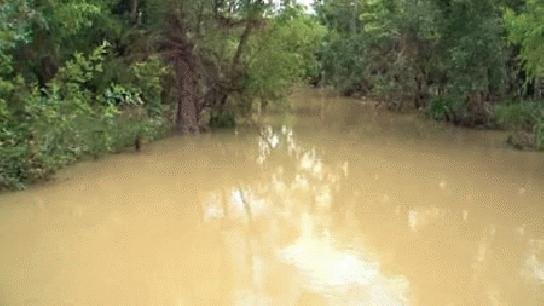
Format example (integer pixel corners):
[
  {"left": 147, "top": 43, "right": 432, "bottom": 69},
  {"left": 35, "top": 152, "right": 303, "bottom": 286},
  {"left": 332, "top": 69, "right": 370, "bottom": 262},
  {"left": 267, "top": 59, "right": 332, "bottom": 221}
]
[
  {"left": 1, "top": 89, "right": 543, "bottom": 305},
  {"left": 204, "top": 124, "right": 409, "bottom": 305},
  {"left": 280, "top": 213, "right": 409, "bottom": 306},
  {"left": 525, "top": 239, "right": 544, "bottom": 284}
]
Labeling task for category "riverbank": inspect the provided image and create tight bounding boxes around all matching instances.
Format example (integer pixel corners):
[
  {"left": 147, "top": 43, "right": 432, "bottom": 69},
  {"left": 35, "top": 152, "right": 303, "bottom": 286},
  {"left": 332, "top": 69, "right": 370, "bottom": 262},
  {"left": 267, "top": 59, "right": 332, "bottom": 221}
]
[
  {"left": 335, "top": 89, "right": 544, "bottom": 152},
  {"left": 3, "top": 87, "right": 541, "bottom": 192}
]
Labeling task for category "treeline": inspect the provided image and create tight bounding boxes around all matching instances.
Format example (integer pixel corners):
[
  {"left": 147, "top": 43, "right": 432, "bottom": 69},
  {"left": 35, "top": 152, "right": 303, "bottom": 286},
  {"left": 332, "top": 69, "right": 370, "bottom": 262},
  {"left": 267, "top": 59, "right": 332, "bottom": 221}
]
[
  {"left": 0, "top": 0, "right": 323, "bottom": 190},
  {"left": 3, "top": 0, "right": 543, "bottom": 190},
  {"left": 315, "top": 0, "right": 544, "bottom": 150}
]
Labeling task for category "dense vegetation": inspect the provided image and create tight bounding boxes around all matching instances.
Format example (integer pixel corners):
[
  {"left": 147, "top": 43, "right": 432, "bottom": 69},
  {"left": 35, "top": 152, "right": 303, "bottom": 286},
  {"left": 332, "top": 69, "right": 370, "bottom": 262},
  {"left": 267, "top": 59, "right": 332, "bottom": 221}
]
[
  {"left": 1, "top": 0, "right": 543, "bottom": 190},
  {"left": 315, "top": 0, "right": 544, "bottom": 150},
  {"left": 0, "top": 1, "right": 322, "bottom": 190}
]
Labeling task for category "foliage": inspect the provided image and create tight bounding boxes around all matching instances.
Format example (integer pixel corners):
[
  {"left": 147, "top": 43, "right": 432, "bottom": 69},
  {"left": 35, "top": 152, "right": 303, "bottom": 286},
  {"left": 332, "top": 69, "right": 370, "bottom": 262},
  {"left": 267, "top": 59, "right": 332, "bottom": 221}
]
[
  {"left": 316, "top": 0, "right": 544, "bottom": 148},
  {"left": 1, "top": 0, "right": 327, "bottom": 190},
  {"left": 536, "top": 118, "right": 544, "bottom": 150},
  {"left": 246, "top": 5, "right": 326, "bottom": 103},
  {"left": 426, "top": 97, "right": 454, "bottom": 122},
  {"left": 505, "top": 0, "right": 544, "bottom": 79},
  {"left": 317, "top": 0, "right": 507, "bottom": 102},
  {"left": 5, "top": 0, "right": 544, "bottom": 191},
  {"left": 0, "top": 42, "right": 168, "bottom": 191},
  {"left": 496, "top": 101, "right": 542, "bottom": 130},
  {"left": 129, "top": 56, "right": 170, "bottom": 115},
  {"left": 495, "top": 101, "right": 544, "bottom": 149}
]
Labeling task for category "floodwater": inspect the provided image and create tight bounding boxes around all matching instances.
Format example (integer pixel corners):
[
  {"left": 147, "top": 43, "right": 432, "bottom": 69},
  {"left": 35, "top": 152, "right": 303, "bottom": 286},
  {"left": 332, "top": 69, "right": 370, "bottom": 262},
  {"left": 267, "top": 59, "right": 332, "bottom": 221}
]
[{"left": 1, "top": 89, "right": 543, "bottom": 306}]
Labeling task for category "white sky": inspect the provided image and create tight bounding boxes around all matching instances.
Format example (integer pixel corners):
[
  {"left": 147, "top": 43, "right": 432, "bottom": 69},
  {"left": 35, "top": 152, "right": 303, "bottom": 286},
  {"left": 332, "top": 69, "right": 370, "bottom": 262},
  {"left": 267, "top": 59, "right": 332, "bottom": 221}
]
[{"left": 274, "top": 0, "right": 315, "bottom": 12}]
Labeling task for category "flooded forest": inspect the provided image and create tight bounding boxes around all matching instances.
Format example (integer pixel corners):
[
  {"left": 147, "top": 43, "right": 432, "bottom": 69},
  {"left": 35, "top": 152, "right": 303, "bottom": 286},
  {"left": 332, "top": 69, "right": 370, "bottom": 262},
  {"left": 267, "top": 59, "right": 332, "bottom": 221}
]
[{"left": 1, "top": 1, "right": 544, "bottom": 305}]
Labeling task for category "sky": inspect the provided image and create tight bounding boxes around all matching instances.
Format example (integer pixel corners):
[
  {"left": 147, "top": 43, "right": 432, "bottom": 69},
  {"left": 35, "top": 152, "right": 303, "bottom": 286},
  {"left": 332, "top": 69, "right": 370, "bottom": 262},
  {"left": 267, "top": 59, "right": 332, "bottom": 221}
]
[{"left": 274, "top": 0, "right": 315, "bottom": 12}]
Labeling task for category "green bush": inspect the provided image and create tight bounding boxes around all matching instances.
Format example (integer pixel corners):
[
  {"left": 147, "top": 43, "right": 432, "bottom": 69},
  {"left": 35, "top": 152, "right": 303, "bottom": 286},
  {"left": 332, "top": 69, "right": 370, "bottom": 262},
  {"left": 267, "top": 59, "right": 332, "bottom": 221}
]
[
  {"left": 495, "top": 101, "right": 544, "bottom": 150},
  {"left": 495, "top": 101, "right": 543, "bottom": 130},
  {"left": 427, "top": 97, "right": 452, "bottom": 121},
  {"left": 535, "top": 119, "right": 544, "bottom": 150},
  {"left": 0, "top": 43, "right": 169, "bottom": 191},
  {"left": 426, "top": 96, "right": 469, "bottom": 124}
]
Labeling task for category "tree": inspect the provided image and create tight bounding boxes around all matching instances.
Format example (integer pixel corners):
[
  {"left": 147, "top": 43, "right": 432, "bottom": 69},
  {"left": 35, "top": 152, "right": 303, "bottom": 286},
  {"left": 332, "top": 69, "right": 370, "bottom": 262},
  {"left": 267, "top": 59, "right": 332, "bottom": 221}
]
[{"left": 505, "top": 0, "right": 544, "bottom": 82}]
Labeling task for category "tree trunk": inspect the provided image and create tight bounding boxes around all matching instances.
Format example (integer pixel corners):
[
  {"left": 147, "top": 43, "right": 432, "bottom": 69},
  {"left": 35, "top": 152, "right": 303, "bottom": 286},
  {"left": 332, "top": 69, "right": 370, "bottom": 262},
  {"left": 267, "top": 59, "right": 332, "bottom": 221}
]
[
  {"left": 174, "top": 58, "right": 200, "bottom": 134},
  {"left": 231, "top": 18, "right": 253, "bottom": 79},
  {"left": 130, "top": 0, "right": 138, "bottom": 25}
]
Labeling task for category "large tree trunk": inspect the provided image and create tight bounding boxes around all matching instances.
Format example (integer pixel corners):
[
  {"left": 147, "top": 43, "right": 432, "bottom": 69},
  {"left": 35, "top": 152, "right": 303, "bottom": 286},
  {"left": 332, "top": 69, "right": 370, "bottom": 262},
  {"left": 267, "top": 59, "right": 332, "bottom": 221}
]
[
  {"left": 174, "top": 58, "right": 200, "bottom": 134},
  {"left": 165, "top": 12, "right": 204, "bottom": 134}
]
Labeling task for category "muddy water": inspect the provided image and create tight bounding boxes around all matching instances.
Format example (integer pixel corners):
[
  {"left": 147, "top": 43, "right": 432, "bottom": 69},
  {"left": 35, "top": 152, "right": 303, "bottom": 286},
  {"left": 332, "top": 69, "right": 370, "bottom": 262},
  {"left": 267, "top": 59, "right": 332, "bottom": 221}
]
[{"left": 1, "top": 90, "right": 544, "bottom": 306}]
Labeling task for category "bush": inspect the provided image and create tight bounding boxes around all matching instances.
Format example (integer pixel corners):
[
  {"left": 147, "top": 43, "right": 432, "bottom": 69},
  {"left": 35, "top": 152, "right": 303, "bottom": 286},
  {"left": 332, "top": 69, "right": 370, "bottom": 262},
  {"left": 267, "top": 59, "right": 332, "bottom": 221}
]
[
  {"left": 426, "top": 96, "right": 469, "bottom": 124},
  {"left": 427, "top": 97, "right": 452, "bottom": 121},
  {"left": 0, "top": 43, "right": 169, "bottom": 191},
  {"left": 536, "top": 119, "right": 544, "bottom": 150},
  {"left": 495, "top": 101, "right": 544, "bottom": 150},
  {"left": 495, "top": 101, "right": 543, "bottom": 130}
]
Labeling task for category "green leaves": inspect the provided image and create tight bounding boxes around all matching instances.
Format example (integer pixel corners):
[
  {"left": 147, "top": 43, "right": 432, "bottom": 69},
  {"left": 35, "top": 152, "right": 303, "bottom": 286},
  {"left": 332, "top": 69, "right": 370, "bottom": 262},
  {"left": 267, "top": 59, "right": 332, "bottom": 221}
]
[
  {"left": 52, "top": 41, "right": 109, "bottom": 86},
  {"left": 41, "top": 0, "right": 101, "bottom": 37},
  {"left": 535, "top": 114, "right": 544, "bottom": 150},
  {"left": 102, "top": 84, "right": 143, "bottom": 107},
  {"left": 0, "top": 41, "right": 169, "bottom": 190},
  {"left": 496, "top": 100, "right": 544, "bottom": 150},
  {"left": 0, "top": 0, "right": 32, "bottom": 105},
  {"left": 505, "top": 0, "right": 544, "bottom": 78},
  {"left": 0, "top": 0, "right": 180, "bottom": 190},
  {"left": 245, "top": 9, "right": 325, "bottom": 103},
  {"left": 317, "top": 0, "right": 507, "bottom": 107},
  {"left": 129, "top": 56, "right": 169, "bottom": 115}
]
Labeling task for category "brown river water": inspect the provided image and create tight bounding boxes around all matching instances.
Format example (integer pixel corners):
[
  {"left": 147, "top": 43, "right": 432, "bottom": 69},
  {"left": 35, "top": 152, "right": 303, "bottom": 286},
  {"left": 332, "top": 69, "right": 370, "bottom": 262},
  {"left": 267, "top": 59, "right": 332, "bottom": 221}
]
[{"left": 1, "top": 89, "right": 544, "bottom": 306}]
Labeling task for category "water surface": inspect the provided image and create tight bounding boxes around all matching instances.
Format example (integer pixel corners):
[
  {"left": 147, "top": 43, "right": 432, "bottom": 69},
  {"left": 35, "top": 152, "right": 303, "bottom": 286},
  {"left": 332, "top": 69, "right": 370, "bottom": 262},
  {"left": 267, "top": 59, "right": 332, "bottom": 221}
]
[{"left": 1, "top": 89, "right": 543, "bottom": 305}]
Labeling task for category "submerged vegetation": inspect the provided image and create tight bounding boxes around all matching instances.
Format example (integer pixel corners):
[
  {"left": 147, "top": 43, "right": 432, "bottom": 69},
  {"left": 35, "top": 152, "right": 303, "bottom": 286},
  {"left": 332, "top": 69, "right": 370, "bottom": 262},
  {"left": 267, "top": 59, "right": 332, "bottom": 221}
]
[
  {"left": 1, "top": 0, "right": 543, "bottom": 190},
  {"left": 0, "top": 1, "right": 322, "bottom": 190},
  {"left": 315, "top": 0, "right": 544, "bottom": 150}
]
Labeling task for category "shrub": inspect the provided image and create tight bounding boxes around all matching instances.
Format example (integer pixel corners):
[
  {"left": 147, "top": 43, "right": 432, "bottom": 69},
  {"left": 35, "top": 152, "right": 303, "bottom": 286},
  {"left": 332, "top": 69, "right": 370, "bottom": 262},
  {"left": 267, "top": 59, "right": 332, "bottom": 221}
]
[
  {"left": 495, "top": 101, "right": 544, "bottom": 150},
  {"left": 0, "top": 43, "right": 169, "bottom": 190}
]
